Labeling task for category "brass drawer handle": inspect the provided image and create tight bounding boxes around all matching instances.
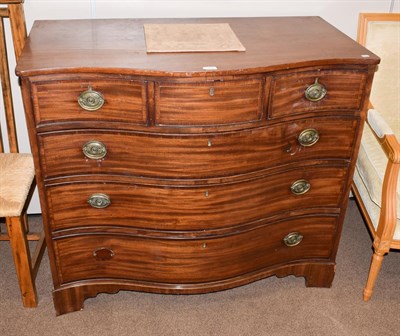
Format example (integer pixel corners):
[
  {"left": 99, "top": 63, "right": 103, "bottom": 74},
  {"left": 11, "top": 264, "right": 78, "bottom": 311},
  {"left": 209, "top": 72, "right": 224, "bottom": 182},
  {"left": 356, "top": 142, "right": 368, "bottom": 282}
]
[
  {"left": 290, "top": 179, "right": 311, "bottom": 195},
  {"left": 87, "top": 193, "right": 111, "bottom": 209},
  {"left": 298, "top": 128, "right": 320, "bottom": 147},
  {"left": 305, "top": 78, "right": 327, "bottom": 102},
  {"left": 283, "top": 232, "right": 303, "bottom": 247},
  {"left": 82, "top": 140, "right": 107, "bottom": 160},
  {"left": 78, "top": 86, "right": 105, "bottom": 111},
  {"left": 93, "top": 247, "right": 115, "bottom": 261}
]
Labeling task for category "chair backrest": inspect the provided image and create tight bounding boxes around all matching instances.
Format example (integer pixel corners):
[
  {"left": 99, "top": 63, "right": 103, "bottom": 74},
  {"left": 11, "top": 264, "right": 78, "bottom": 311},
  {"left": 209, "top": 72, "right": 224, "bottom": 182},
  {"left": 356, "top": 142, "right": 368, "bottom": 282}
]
[
  {"left": 357, "top": 13, "right": 400, "bottom": 133},
  {"left": 0, "top": 0, "right": 27, "bottom": 153}
]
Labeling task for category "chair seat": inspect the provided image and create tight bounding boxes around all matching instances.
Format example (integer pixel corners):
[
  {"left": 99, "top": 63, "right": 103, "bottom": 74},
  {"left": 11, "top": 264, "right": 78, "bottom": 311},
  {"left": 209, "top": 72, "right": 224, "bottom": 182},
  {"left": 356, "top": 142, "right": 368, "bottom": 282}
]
[
  {"left": 354, "top": 124, "right": 400, "bottom": 240},
  {"left": 0, "top": 153, "right": 35, "bottom": 217}
]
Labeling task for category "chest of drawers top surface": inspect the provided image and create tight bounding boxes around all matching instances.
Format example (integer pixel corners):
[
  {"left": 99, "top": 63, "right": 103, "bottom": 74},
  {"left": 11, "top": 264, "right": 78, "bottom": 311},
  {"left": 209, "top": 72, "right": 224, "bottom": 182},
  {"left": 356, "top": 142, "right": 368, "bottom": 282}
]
[{"left": 16, "top": 17, "right": 379, "bottom": 76}]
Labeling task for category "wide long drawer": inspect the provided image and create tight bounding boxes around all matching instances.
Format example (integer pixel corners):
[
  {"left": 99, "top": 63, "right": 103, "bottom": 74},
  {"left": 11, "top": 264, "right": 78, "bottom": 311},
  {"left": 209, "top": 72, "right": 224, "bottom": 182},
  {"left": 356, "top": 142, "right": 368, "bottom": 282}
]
[
  {"left": 46, "top": 165, "right": 347, "bottom": 231},
  {"left": 38, "top": 116, "right": 358, "bottom": 179},
  {"left": 54, "top": 215, "right": 337, "bottom": 285}
]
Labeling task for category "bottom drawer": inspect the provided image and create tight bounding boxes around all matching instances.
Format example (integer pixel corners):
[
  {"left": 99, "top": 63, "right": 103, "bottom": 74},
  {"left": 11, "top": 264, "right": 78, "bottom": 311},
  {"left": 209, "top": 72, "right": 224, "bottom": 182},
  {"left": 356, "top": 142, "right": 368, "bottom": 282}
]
[{"left": 54, "top": 215, "right": 338, "bottom": 285}]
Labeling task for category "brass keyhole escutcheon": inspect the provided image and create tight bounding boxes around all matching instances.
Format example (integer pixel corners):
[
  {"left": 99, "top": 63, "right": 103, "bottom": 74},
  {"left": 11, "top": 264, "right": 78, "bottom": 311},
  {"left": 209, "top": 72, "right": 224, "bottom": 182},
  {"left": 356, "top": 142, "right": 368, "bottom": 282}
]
[
  {"left": 209, "top": 87, "right": 215, "bottom": 96},
  {"left": 78, "top": 86, "right": 105, "bottom": 111},
  {"left": 305, "top": 78, "right": 327, "bottom": 102},
  {"left": 298, "top": 129, "right": 320, "bottom": 147},
  {"left": 93, "top": 247, "right": 115, "bottom": 261},
  {"left": 283, "top": 232, "right": 303, "bottom": 247}
]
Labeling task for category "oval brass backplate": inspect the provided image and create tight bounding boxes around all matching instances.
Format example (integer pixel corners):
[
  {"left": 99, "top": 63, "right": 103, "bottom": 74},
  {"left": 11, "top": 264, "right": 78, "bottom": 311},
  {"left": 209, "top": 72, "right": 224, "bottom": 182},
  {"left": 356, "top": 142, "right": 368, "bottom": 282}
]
[
  {"left": 305, "top": 78, "right": 327, "bottom": 102},
  {"left": 298, "top": 128, "right": 319, "bottom": 147},
  {"left": 82, "top": 140, "right": 107, "bottom": 160},
  {"left": 78, "top": 86, "right": 105, "bottom": 111},
  {"left": 87, "top": 193, "right": 111, "bottom": 209},
  {"left": 283, "top": 232, "right": 303, "bottom": 247},
  {"left": 290, "top": 179, "right": 311, "bottom": 195}
]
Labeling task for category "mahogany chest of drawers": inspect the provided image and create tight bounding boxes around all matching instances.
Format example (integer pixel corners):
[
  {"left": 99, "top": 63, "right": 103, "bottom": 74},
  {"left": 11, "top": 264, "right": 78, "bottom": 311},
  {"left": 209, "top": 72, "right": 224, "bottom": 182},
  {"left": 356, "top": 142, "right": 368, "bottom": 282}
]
[{"left": 16, "top": 17, "right": 379, "bottom": 315}]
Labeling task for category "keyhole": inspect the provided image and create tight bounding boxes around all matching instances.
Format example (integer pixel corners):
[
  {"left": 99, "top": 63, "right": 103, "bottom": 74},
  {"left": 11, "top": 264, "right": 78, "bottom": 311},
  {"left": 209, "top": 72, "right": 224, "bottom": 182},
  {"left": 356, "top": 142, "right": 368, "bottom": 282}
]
[
  {"left": 209, "top": 87, "right": 215, "bottom": 96},
  {"left": 283, "top": 143, "right": 292, "bottom": 153}
]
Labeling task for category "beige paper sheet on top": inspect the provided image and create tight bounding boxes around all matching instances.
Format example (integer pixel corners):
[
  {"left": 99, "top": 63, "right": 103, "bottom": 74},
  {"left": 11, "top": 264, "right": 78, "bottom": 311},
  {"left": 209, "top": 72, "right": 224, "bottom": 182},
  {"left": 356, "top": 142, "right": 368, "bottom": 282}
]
[{"left": 143, "top": 23, "right": 246, "bottom": 53}]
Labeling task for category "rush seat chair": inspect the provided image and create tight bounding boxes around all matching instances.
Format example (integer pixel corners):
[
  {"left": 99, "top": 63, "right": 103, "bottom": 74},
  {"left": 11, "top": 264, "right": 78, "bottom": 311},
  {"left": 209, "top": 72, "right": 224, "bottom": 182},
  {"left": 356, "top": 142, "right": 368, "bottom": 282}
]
[{"left": 0, "top": 0, "right": 46, "bottom": 307}]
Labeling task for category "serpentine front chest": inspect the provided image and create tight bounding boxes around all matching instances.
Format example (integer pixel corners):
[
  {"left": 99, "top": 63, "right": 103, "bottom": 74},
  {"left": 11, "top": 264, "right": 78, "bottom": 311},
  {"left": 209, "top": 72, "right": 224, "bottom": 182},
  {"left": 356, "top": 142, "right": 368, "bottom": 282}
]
[{"left": 16, "top": 17, "right": 379, "bottom": 315}]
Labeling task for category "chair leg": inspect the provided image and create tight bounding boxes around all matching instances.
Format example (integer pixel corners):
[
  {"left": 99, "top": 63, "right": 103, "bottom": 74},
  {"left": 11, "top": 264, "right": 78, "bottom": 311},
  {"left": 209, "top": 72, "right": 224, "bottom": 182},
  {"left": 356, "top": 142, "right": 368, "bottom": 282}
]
[
  {"left": 363, "top": 250, "right": 385, "bottom": 301},
  {"left": 5, "top": 215, "right": 38, "bottom": 308},
  {"left": 22, "top": 212, "right": 29, "bottom": 233}
]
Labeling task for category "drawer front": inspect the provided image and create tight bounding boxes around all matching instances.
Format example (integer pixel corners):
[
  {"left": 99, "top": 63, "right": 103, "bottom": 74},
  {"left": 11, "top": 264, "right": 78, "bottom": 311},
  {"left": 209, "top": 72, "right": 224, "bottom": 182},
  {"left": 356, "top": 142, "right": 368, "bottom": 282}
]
[
  {"left": 31, "top": 79, "right": 148, "bottom": 125},
  {"left": 54, "top": 216, "right": 337, "bottom": 284},
  {"left": 47, "top": 166, "right": 347, "bottom": 231},
  {"left": 155, "top": 78, "right": 263, "bottom": 126},
  {"left": 269, "top": 70, "right": 367, "bottom": 118},
  {"left": 39, "top": 117, "right": 358, "bottom": 179}
]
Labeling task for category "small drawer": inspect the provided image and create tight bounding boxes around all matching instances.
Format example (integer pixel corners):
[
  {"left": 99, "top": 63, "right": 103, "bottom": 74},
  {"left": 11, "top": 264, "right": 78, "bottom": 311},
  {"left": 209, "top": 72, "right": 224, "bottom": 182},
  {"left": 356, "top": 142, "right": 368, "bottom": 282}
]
[
  {"left": 54, "top": 215, "right": 337, "bottom": 285},
  {"left": 269, "top": 70, "right": 367, "bottom": 118},
  {"left": 31, "top": 78, "right": 148, "bottom": 125},
  {"left": 38, "top": 116, "right": 358, "bottom": 179},
  {"left": 46, "top": 166, "right": 347, "bottom": 231},
  {"left": 155, "top": 78, "right": 264, "bottom": 126}
]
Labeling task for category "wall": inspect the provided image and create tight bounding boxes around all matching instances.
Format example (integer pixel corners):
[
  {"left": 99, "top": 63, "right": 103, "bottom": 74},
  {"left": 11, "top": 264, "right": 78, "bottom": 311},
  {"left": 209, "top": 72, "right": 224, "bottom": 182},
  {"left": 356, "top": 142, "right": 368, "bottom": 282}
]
[{"left": 1, "top": 0, "right": 399, "bottom": 213}]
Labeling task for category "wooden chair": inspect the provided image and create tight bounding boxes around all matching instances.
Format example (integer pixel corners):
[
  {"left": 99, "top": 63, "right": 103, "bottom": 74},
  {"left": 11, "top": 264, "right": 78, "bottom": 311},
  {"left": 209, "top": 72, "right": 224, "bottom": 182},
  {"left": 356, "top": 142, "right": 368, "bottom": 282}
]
[
  {"left": 0, "top": 0, "right": 46, "bottom": 307},
  {"left": 352, "top": 13, "right": 400, "bottom": 301}
]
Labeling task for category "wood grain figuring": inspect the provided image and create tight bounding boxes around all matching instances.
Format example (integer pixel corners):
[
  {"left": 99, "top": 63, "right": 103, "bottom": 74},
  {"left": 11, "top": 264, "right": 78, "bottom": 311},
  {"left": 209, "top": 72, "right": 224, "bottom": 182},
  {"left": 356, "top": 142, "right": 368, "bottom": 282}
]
[
  {"left": 155, "top": 78, "right": 263, "bottom": 126},
  {"left": 54, "top": 216, "right": 337, "bottom": 285},
  {"left": 51, "top": 261, "right": 336, "bottom": 315},
  {"left": 270, "top": 70, "right": 367, "bottom": 118},
  {"left": 16, "top": 17, "right": 379, "bottom": 314},
  {"left": 32, "top": 79, "right": 148, "bottom": 126},
  {"left": 38, "top": 117, "right": 358, "bottom": 179},
  {"left": 15, "top": 18, "right": 379, "bottom": 77},
  {"left": 46, "top": 166, "right": 346, "bottom": 231}
]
